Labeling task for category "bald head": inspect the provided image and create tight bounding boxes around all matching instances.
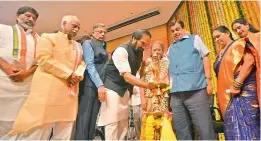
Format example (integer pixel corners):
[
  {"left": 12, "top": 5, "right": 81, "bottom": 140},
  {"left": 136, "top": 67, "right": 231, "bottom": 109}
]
[
  {"left": 61, "top": 15, "right": 80, "bottom": 39},
  {"left": 61, "top": 15, "right": 80, "bottom": 26}
]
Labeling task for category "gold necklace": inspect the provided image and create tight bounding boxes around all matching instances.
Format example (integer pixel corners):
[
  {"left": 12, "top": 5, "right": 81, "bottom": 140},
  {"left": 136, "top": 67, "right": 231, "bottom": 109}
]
[
  {"left": 217, "top": 41, "right": 233, "bottom": 62},
  {"left": 217, "top": 47, "right": 227, "bottom": 62}
]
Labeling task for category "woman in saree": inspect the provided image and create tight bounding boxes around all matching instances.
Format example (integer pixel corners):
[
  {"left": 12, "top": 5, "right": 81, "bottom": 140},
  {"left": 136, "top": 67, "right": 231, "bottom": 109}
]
[
  {"left": 232, "top": 18, "right": 261, "bottom": 97},
  {"left": 139, "top": 40, "right": 176, "bottom": 140},
  {"left": 232, "top": 18, "right": 260, "bottom": 54},
  {"left": 213, "top": 26, "right": 260, "bottom": 140}
]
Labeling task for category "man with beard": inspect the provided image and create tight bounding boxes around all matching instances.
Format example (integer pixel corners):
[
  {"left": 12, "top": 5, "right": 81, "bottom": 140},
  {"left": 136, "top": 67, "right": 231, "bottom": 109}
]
[
  {"left": 74, "top": 23, "right": 108, "bottom": 140},
  {"left": 2, "top": 15, "right": 86, "bottom": 140},
  {"left": 0, "top": 6, "right": 39, "bottom": 138},
  {"left": 97, "top": 29, "right": 160, "bottom": 140}
]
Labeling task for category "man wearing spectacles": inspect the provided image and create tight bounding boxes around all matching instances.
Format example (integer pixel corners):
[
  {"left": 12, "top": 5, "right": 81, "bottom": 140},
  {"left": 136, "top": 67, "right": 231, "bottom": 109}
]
[{"left": 74, "top": 23, "right": 108, "bottom": 140}]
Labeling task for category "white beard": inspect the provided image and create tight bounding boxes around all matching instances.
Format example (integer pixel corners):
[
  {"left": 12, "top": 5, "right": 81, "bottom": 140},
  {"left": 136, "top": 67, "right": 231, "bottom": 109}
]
[
  {"left": 19, "top": 22, "right": 33, "bottom": 30},
  {"left": 17, "top": 19, "right": 33, "bottom": 30}
]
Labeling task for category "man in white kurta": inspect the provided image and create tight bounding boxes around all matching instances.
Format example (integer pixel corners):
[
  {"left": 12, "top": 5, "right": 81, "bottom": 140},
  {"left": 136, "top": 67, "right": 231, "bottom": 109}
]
[
  {"left": 0, "top": 6, "right": 39, "bottom": 138},
  {"left": 98, "top": 29, "right": 159, "bottom": 140},
  {"left": 97, "top": 47, "right": 131, "bottom": 140}
]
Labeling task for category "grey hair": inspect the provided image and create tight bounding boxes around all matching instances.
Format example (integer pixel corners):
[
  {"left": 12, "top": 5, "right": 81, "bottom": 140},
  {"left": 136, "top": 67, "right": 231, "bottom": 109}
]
[
  {"left": 61, "top": 15, "right": 79, "bottom": 25},
  {"left": 61, "top": 15, "right": 79, "bottom": 30},
  {"left": 93, "top": 23, "right": 107, "bottom": 31},
  {"left": 151, "top": 40, "right": 164, "bottom": 53}
]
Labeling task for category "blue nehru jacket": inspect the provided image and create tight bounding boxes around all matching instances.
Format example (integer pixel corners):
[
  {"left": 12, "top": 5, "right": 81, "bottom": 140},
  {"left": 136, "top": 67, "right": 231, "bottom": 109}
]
[{"left": 168, "top": 34, "right": 209, "bottom": 93}]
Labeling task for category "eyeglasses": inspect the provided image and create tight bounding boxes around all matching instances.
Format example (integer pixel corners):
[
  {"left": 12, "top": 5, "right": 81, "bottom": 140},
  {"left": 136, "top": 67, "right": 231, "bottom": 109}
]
[{"left": 94, "top": 30, "right": 107, "bottom": 35}]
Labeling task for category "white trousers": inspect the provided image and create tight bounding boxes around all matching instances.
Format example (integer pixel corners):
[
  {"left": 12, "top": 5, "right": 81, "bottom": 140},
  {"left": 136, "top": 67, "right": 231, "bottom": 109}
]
[
  {"left": 105, "top": 119, "right": 128, "bottom": 140},
  {"left": 98, "top": 89, "right": 130, "bottom": 126}
]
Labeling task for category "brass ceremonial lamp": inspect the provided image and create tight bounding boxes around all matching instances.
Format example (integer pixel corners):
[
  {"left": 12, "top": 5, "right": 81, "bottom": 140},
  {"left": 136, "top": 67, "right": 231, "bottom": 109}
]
[
  {"left": 141, "top": 55, "right": 175, "bottom": 140},
  {"left": 152, "top": 56, "right": 161, "bottom": 96},
  {"left": 149, "top": 54, "right": 168, "bottom": 97},
  {"left": 148, "top": 54, "right": 168, "bottom": 140}
]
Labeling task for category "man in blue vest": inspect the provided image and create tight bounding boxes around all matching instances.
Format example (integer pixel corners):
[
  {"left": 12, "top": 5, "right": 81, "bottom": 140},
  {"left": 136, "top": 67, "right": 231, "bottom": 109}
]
[{"left": 168, "top": 21, "right": 215, "bottom": 140}]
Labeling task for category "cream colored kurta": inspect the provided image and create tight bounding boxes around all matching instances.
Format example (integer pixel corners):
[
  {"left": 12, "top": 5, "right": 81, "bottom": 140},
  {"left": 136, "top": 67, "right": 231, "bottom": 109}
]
[
  {"left": 8, "top": 32, "right": 86, "bottom": 135},
  {"left": 0, "top": 24, "right": 38, "bottom": 121}
]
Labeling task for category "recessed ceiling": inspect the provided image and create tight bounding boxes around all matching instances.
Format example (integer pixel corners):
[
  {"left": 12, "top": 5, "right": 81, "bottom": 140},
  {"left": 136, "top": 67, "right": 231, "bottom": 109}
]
[{"left": 0, "top": 1, "right": 180, "bottom": 41}]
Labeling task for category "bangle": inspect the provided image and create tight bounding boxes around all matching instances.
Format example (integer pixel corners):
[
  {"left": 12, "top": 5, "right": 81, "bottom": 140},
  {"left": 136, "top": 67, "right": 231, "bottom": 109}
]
[
  {"left": 205, "top": 77, "right": 212, "bottom": 80},
  {"left": 234, "top": 79, "right": 243, "bottom": 85},
  {"left": 232, "top": 79, "right": 243, "bottom": 90},
  {"left": 232, "top": 84, "right": 241, "bottom": 90}
]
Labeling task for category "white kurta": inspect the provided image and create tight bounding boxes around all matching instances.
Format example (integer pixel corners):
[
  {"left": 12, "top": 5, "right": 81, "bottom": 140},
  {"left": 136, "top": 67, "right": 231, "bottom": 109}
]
[
  {"left": 0, "top": 24, "right": 37, "bottom": 121},
  {"left": 98, "top": 47, "right": 131, "bottom": 126}
]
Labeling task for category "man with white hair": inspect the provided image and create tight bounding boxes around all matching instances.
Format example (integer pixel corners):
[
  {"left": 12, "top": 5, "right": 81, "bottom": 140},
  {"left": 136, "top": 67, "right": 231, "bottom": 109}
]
[
  {"left": 0, "top": 6, "right": 39, "bottom": 138},
  {"left": 2, "top": 15, "right": 86, "bottom": 140}
]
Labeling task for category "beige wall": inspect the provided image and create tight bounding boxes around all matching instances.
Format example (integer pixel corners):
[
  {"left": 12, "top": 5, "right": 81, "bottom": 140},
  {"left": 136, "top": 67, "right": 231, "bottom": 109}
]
[{"left": 107, "top": 24, "right": 169, "bottom": 60}]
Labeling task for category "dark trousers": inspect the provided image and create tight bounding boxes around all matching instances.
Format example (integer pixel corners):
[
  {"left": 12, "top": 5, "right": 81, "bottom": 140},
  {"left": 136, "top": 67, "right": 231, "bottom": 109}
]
[
  {"left": 171, "top": 88, "right": 216, "bottom": 140},
  {"left": 74, "top": 86, "right": 101, "bottom": 140}
]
